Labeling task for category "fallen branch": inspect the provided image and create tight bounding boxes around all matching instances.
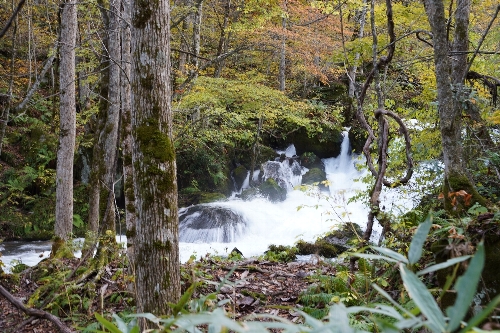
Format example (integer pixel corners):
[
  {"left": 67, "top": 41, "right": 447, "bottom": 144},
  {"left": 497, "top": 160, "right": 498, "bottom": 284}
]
[{"left": 0, "top": 284, "right": 74, "bottom": 333}]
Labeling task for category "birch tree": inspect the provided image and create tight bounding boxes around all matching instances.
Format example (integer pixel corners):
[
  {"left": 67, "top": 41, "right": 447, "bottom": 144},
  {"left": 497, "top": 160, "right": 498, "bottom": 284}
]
[{"left": 53, "top": 0, "right": 77, "bottom": 252}]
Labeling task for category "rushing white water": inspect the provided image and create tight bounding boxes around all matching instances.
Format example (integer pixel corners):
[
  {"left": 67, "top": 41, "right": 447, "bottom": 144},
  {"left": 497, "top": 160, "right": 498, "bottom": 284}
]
[
  {"left": 1, "top": 132, "right": 419, "bottom": 272},
  {"left": 178, "top": 132, "right": 379, "bottom": 261}
]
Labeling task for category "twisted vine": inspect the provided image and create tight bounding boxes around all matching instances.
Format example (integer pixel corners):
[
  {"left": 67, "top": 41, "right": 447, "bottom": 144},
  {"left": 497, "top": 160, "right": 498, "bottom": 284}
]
[{"left": 346, "top": 0, "right": 414, "bottom": 268}]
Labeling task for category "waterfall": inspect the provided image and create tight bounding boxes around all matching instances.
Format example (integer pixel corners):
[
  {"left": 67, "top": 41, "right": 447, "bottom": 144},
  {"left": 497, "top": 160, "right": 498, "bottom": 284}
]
[
  {"left": 2, "top": 132, "right": 420, "bottom": 272},
  {"left": 178, "top": 134, "right": 378, "bottom": 261}
]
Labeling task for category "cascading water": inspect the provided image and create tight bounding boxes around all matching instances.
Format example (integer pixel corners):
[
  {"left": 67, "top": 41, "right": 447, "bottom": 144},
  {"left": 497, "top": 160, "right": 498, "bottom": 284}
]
[
  {"left": 2, "top": 131, "right": 416, "bottom": 272},
  {"left": 177, "top": 131, "right": 380, "bottom": 261}
]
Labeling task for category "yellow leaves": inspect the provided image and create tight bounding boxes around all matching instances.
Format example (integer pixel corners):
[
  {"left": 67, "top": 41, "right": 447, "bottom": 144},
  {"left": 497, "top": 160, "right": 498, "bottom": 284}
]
[{"left": 488, "top": 110, "right": 500, "bottom": 125}]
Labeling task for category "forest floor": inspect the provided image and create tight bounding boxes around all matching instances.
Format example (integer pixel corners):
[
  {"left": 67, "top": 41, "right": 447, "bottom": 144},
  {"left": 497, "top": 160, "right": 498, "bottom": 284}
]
[{"left": 0, "top": 254, "right": 337, "bottom": 332}]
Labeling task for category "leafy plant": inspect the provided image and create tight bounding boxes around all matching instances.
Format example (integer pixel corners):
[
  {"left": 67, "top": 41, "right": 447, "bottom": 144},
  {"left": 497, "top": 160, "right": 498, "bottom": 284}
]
[{"left": 85, "top": 213, "right": 500, "bottom": 332}]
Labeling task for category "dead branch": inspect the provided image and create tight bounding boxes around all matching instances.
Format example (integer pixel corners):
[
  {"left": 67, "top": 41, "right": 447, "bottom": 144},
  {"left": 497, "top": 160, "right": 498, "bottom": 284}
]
[
  {"left": 0, "top": 284, "right": 75, "bottom": 333},
  {"left": 0, "top": 0, "right": 26, "bottom": 39}
]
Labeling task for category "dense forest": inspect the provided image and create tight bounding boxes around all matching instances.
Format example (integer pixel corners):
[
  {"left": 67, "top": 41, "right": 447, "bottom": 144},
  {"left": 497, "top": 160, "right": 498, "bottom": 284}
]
[{"left": 1, "top": 0, "right": 500, "bottom": 331}]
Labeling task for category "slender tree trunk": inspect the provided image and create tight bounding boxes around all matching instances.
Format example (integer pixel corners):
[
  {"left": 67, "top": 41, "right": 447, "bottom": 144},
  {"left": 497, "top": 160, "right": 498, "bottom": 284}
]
[
  {"left": 178, "top": 0, "right": 192, "bottom": 75},
  {"left": 131, "top": 0, "right": 181, "bottom": 326},
  {"left": 347, "top": 0, "right": 367, "bottom": 98},
  {"left": 214, "top": 0, "right": 231, "bottom": 77},
  {"left": 192, "top": 0, "right": 202, "bottom": 71},
  {"left": 87, "top": 0, "right": 121, "bottom": 244},
  {"left": 100, "top": 0, "right": 121, "bottom": 235},
  {"left": 54, "top": 0, "right": 77, "bottom": 250},
  {"left": 424, "top": 0, "right": 486, "bottom": 210},
  {"left": 0, "top": 0, "right": 17, "bottom": 159},
  {"left": 278, "top": 0, "right": 287, "bottom": 92},
  {"left": 120, "top": 0, "right": 136, "bottom": 286}
]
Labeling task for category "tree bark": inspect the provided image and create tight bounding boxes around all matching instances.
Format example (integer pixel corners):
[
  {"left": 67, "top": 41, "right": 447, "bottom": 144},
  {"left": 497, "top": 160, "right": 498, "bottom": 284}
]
[
  {"left": 131, "top": 0, "right": 181, "bottom": 327},
  {"left": 87, "top": 0, "right": 121, "bottom": 243},
  {"left": 424, "top": 0, "right": 486, "bottom": 210},
  {"left": 120, "top": 0, "right": 136, "bottom": 288},
  {"left": 214, "top": 0, "right": 231, "bottom": 78},
  {"left": 278, "top": 0, "right": 287, "bottom": 92},
  {"left": 54, "top": 0, "right": 77, "bottom": 247}
]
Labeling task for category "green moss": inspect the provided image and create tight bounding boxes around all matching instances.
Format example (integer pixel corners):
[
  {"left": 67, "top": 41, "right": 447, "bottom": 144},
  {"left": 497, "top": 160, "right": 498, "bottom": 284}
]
[
  {"left": 136, "top": 124, "right": 175, "bottom": 163},
  {"left": 132, "top": 0, "right": 156, "bottom": 28},
  {"left": 126, "top": 226, "right": 136, "bottom": 238},
  {"left": 140, "top": 75, "right": 154, "bottom": 91},
  {"left": 153, "top": 240, "right": 171, "bottom": 251},
  {"left": 444, "top": 171, "right": 488, "bottom": 212},
  {"left": 126, "top": 202, "right": 136, "bottom": 213},
  {"left": 241, "top": 290, "right": 267, "bottom": 301}
]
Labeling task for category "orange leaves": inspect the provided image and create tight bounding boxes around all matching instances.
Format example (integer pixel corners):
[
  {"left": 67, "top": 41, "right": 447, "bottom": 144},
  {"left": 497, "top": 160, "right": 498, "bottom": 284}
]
[{"left": 438, "top": 190, "right": 473, "bottom": 208}]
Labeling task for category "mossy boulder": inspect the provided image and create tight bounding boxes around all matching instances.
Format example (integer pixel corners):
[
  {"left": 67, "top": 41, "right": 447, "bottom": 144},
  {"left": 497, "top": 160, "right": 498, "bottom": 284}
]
[
  {"left": 258, "top": 178, "right": 287, "bottom": 202},
  {"left": 233, "top": 145, "right": 278, "bottom": 171},
  {"left": 240, "top": 177, "right": 289, "bottom": 202},
  {"left": 289, "top": 128, "right": 343, "bottom": 158},
  {"left": 232, "top": 165, "right": 248, "bottom": 192},
  {"left": 296, "top": 239, "right": 340, "bottom": 258},
  {"left": 300, "top": 152, "right": 323, "bottom": 169},
  {"left": 199, "top": 192, "right": 226, "bottom": 204},
  {"left": 301, "top": 168, "right": 326, "bottom": 185},
  {"left": 240, "top": 187, "right": 259, "bottom": 201},
  {"left": 348, "top": 123, "right": 367, "bottom": 155},
  {"left": 297, "top": 222, "right": 362, "bottom": 257},
  {"left": 178, "top": 189, "right": 226, "bottom": 207},
  {"left": 432, "top": 213, "right": 500, "bottom": 313}
]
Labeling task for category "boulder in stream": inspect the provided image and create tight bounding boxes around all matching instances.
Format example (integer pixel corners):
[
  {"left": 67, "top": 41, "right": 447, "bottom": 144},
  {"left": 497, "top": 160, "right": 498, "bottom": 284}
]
[{"left": 179, "top": 205, "right": 247, "bottom": 243}]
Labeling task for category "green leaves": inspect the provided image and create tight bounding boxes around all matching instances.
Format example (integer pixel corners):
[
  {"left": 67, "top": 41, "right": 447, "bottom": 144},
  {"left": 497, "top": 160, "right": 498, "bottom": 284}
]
[
  {"left": 408, "top": 214, "right": 432, "bottom": 264},
  {"left": 400, "top": 264, "right": 446, "bottom": 332},
  {"left": 446, "top": 241, "right": 485, "bottom": 332}
]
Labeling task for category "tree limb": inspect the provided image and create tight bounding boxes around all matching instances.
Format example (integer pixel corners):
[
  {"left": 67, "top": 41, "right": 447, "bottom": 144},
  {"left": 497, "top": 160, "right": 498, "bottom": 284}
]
[
  {"left": 0, "top": 284, "right": 75, "bottom": 333},
  {"left": 0, "top": 0, "right": 26, "bottom": 39},
  {"left": 462, "top": 4, "right": 500, "bottom": 82}
]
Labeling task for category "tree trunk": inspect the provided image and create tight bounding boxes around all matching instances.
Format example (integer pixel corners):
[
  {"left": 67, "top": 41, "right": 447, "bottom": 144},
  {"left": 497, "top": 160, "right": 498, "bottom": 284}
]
[
  {"left": 54, "top": 0, "right": 77, "bottom": 249},
  {"left": 120, "top": 0, "right": 136, "bottom": 288},
  {"left": 0, "top": 1, "right": 17, "bottom": 159},
  {"left": 178, "top": 0, "right": 192, "bottom": 75},
  {"left": 131, "top": 0, "right": 181, "bottom": 327},
  {"left": 214, "top": 0, "right": 231, "bottom": 77},
  {"left": 278, "top": 0, "right": 287, "bottom": 92},
  {"left": 424, "top": 0, "right": 486, "bottom": 210},
  {"left": 87, "top": 0, "right": 121, "bottom": 244},
  {"left": 192, "top": 0, "right": 202, "bottom": 70}
]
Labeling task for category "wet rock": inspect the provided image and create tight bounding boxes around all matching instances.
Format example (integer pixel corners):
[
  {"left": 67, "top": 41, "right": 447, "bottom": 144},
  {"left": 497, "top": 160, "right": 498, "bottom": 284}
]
[
  {"left": 297, "top": 223, "right": 362, "bottom": 257},
  {"left": 240, "top": 187, "right": 259, "bottom": 201},
  {"left": 179, "top": 205, "right": 247, "bottom": 243},
  {"left": 300, "top": 152, "right": 323, "bottom": 169},
  {"left": 232, "top": 165, "right": 248, "bottom": 192},
  {"left": 258, "top": 178, "right": 287, "bottom": 202},
  {"left": 301, "top": 168, "right": 327, "bottom": 185}
]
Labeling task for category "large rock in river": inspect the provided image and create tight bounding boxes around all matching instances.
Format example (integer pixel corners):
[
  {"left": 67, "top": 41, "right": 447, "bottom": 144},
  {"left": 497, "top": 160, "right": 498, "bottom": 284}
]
[{"left": 179, "top": 205, "right": 247, "bottom": 243}]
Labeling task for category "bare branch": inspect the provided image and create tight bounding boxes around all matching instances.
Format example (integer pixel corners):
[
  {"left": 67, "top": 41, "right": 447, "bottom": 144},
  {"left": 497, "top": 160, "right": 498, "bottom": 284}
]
[
  {"left": 0, "top": 284, "right": 75, "bottom": 333},
  {"left": 0, "top": 0, "right": 26, "bottom": 39}
]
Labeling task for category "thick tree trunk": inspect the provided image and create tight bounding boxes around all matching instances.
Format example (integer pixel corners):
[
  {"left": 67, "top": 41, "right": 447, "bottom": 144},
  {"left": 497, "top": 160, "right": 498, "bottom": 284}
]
[
  {"left": 424, "top": 0, "right": 486, "bottom": 210},
  {"left": 131, "top": 0, "right": 181, "bottom": 327},
  {"left": 54, "top": 0, "right": 77, "bottom": 248}
]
